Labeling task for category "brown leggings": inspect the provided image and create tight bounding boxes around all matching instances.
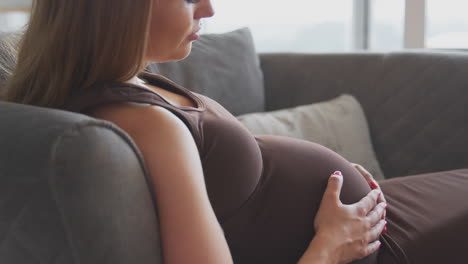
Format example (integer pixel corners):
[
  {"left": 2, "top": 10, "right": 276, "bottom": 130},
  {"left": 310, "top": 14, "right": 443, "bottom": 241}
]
[{"left": 378, "top": 169, "right": 468, "bottom": 264}]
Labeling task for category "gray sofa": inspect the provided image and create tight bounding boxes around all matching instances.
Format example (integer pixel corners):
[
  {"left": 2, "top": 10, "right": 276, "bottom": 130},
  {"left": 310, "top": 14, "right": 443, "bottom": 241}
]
[{"left": 1, "top": 31, "right": 467, "bottom": 263}]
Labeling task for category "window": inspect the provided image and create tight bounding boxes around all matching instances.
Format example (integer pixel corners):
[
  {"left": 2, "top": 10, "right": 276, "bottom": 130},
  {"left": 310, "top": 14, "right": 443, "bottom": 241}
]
[
  {"left": 0, "top": 0, "right": 31, "bottom": 33},
  {"left": 369, "top": 0, "right": 405, "bottom": 51},
  {"left": 202, "top": 0, "right": 354, "bottom": 53},
  {"left": 204, "top": 0, "right": 468, "bottom": 52},
  {"left": 0, "top": 11, "right": 29, "bottom": 32},
  {"left": 426, "top": 0, "right": 468, "bottom": 49},
  {"left": 4, "top": 0, "right": 466, "bottom": 52}
]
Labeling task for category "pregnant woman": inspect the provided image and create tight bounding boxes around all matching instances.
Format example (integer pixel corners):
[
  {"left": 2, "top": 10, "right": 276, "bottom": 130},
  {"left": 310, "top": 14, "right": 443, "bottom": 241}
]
[{"left": 4, "top": 0, "right": 468, "bottom": 263}]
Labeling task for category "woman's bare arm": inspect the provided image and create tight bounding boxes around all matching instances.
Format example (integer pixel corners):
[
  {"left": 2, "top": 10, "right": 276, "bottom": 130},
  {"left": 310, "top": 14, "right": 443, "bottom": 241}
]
[{"left": 92, "top": 104, "right": 233, "bottom": 264}]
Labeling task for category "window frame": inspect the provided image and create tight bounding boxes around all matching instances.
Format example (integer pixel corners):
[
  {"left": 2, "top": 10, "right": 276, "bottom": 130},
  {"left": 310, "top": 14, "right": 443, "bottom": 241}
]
[
  {"left": 355, "top": 0, "right": 426, "bottom": 50},
  {"left": 352, "top": 0, "right": 371, "bottom": 50},
  {"left": 403, "top": 0, "right": 426, "bottom": 48}
]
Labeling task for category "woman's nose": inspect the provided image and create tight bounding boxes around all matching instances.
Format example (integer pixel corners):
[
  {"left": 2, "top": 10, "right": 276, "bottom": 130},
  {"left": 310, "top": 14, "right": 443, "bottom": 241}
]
[{"left": 196, "top": 0, "right": 215, "bottom": 19}]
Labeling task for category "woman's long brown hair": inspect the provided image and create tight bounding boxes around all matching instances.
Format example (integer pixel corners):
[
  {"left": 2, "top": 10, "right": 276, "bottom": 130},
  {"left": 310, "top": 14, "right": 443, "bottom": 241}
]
[{"left": 5, "top": 0, "right": 153, "bottom": 108}]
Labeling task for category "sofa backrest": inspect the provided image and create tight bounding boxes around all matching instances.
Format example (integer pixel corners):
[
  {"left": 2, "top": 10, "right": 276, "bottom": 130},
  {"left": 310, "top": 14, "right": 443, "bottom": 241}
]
[{"left": 259, "top": 51, "right": 468, "bottom": 177}]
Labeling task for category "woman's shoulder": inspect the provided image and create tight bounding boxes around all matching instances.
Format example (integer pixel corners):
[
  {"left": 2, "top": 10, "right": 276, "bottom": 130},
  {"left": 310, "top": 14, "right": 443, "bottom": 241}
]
[{"left": 90, "top": 102, "right": 195, "bottom": 147}]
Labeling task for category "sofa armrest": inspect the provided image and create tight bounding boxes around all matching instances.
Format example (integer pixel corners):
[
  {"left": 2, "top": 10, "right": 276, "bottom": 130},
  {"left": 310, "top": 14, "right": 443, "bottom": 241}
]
[
  {"left": 259, "top": 52, "right": 468, "bottom": 178},
  {"left": 0, "top": 102, "right": 163, "bottom": 264},
  {"left": 49, "top": 121, "right": 164, "bottom": 264}
]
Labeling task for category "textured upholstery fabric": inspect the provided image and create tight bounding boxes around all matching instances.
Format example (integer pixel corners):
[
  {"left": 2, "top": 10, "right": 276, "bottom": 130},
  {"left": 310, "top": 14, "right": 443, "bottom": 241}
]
[
  {"left": 0, "top": 102, "right": 163, "bottom": 264},
  {"left": 260, "top": 51, "right": 468, "bottom": 178},
  {"left": 237, "top": 94, "right": 385, "bottom": 180},
  {"left": 0, "top": 33, "right": 18, "bottom": 99},
  {"left": 147, "top": 27, "right": 265, "bottom": 116}
]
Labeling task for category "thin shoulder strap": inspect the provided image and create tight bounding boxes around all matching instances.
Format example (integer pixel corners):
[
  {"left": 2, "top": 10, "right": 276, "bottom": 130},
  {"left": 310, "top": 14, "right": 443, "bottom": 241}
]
[
  {"left": 63, "top": 81, "right": 173, "bottom": 114},
  {"left": 61, "top": 76, "right": 204, "bottom": 149}
]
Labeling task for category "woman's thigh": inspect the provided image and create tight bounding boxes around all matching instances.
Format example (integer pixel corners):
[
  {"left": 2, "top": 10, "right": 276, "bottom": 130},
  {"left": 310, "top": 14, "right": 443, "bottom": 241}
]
[{"left": 379, "top": 169, "right": 468, "bottom": 264}]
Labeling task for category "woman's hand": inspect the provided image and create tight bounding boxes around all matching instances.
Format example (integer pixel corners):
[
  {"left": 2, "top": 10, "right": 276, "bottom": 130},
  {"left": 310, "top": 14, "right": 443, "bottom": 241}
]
[
  {"left": 352, "top": 163, "right": 387, "bottom": 221},
  {"left": 299, "top": 171, "right": 387, "bottom": 264}
]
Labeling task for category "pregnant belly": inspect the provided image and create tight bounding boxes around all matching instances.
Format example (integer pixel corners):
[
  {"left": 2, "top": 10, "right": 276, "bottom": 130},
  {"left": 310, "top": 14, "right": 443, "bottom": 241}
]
[{"left": 221, "top": 135, "right": 376, "bottom": 264}]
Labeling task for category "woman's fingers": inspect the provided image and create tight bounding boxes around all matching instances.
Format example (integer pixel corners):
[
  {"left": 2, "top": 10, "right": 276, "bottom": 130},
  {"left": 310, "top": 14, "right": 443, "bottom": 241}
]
[
  {"left": 368, "top": 219, "right": 387, "bottom": 243},
  {"left": 370, "top": 179, "right": 386, "bottom": 205},
  {"left": 366, "top": 202, "right": 387, "bottom": 227},
  {"left": 361, "top": 220, "right": 386, "bottom": 261},
  {"left": 353, "top": 163, "right": 387, "bottom": 218},
  {"left": 354, "top": 163, "right": 373, "bottom": 182},
  {"left": 356, "top": 189, "right": 381, "bottom": 216},
  {"left": 324, "top": 171, "right": 344, "bottom": 204},
  {"left": 365, "top": 239, "right": 382, "bottom": 257},
  {"left": 354, "top": 164, "right": 381, "bottom": 194}
]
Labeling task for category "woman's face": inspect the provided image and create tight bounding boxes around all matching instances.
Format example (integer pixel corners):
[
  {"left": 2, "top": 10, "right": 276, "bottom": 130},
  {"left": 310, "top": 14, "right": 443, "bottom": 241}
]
[{"left": 146, "top": 0, "right": 215, "bottom": 62}]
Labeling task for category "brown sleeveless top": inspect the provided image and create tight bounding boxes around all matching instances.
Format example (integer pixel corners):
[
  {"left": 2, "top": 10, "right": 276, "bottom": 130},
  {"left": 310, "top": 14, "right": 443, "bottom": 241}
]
[{"left": 63, "top": 71, "right": 402, "bottom": 264}]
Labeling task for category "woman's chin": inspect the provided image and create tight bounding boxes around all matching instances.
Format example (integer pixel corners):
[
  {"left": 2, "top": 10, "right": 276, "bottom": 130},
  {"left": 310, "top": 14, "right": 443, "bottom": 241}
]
[
  {"left": 176, "top": 51, "right": 192, "bottom": 61},
  {"left": 148, "top": 46, "right": 192, "bottom": 63},
  {"left": 177, "top": 44, "right": 193, "bottom": 61}
]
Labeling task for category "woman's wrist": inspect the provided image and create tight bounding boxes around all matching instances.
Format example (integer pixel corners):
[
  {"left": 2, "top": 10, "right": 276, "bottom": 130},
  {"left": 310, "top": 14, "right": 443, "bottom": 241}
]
[{"left": 297, "top": 233, "right": 340, "bottom": 264}]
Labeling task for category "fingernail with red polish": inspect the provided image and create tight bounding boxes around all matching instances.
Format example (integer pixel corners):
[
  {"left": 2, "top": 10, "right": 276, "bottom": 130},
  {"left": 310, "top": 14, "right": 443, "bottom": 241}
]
[
  {"left": 382, "top": 223, "right": 388, "bottom": 235},
  {"left": 370, "top": 180, "right": 378, "bottom": 189},
  {"left": 333, "top": 171, "right": 342, "bottom": 176}
]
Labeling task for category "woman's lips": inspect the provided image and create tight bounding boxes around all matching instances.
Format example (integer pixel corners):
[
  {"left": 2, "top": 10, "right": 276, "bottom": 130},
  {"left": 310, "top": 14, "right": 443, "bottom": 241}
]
[
  {"left": 188, "top": 27, "right": 201, "bottom": 41},
  {"left": 188, "top": 32, "right": 200, "bottom": 41}
]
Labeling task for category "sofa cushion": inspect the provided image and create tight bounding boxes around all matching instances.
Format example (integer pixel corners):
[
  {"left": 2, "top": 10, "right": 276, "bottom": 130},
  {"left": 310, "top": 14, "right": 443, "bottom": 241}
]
[
  {"left": 236, "top": 94, "right": 385, "bottom": 180},
  {"left": 147, "top": 27, "right": 265, "bottom": 116}
]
